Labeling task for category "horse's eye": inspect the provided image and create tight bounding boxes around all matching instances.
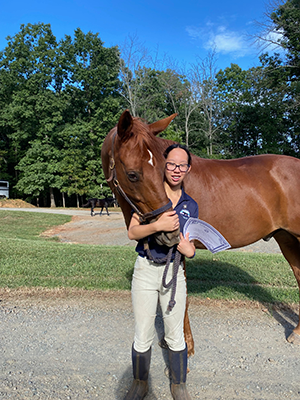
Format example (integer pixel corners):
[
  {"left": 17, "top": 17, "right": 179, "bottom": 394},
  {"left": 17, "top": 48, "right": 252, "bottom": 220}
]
[{"left": 127, "top": 171, "right": 139, "bottom": 182}]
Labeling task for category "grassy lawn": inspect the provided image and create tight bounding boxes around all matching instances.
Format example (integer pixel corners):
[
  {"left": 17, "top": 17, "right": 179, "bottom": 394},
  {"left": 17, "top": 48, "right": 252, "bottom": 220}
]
[{"left": 0, "top": 210, "right": 298, "bottom": 304}]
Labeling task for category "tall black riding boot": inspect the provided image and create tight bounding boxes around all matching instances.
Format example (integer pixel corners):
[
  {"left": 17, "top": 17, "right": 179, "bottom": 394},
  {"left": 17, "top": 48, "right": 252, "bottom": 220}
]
[
  {"left": 124, "top": 345, "right": 151, "bottom": 400},
  {"left": 168, "top": 345, "right": 191, "bottom": 400}
]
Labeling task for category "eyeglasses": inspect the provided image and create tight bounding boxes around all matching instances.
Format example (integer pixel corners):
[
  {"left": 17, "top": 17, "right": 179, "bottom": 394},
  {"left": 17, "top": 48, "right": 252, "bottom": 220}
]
[{"left": 165, "top": 162, "right": 190, "bottom": 173}]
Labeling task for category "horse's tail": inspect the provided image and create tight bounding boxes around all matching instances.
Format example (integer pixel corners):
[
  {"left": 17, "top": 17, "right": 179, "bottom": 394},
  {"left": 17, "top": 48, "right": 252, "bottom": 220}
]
[{"left": 82, "top": 200, "right": 91, "bottom": 208}]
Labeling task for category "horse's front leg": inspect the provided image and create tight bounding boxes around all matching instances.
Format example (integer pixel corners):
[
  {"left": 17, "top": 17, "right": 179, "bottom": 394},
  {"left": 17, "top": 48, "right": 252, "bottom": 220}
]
[
  {"left": 91, "top": 207, "right": 94, "bottom": 217},
  {"left": 99, "top": 207, "right": 103, "bottom": 216},
  {"left": 106, "top": 206, "right": 110, "bottom": 216},
  {"left": 274, "top": 230, "right": 300, "bottom": 344}
]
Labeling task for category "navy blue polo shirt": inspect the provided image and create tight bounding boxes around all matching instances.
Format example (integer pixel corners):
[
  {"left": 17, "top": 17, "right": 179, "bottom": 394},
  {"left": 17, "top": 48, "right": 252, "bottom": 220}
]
[{"left": 135, "top": 189, "right": 199, "bottom": 260}]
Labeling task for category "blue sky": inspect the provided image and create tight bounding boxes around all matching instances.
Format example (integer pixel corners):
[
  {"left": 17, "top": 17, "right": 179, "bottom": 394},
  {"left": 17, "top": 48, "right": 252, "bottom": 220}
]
[{"left": 1, "top": 0, "right": 276, "bottom": 72}]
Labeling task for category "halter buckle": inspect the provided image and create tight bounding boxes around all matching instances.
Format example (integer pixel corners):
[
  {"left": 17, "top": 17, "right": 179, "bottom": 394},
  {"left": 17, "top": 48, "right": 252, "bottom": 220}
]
[{"left": 109, "top": 158, "right": 115, "bottom": 169}]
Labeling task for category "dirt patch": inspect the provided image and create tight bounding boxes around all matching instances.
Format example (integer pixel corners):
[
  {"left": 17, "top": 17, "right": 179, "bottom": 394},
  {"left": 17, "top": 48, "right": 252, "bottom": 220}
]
[
  {"left": 41, "top": 213, "right": 135, "bottom": 246},
  {"left": 0, "top": 199, "right": 36, "bottom": 208}
]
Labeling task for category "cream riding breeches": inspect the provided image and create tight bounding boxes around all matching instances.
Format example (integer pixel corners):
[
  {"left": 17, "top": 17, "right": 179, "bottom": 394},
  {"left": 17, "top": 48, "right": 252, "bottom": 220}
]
[{"left": 131, "top": 255, "right": 187, "bottom": 353}]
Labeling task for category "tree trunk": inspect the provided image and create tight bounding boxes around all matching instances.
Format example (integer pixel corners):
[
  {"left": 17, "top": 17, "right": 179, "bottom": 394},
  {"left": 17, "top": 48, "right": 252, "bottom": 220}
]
[
  {"left": 62, "top": 192, "right": 66, "bottom": 208},
  {"left": 50, "top": 187, "right": 56, "bottom": 208},
  {"left": 76, "top": 194, "right": 79, "bottom": 208}
]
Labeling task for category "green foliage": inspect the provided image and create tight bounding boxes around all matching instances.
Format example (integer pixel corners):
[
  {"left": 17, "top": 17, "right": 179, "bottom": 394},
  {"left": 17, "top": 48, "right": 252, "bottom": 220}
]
[
  {"left": 215, "top": 62, "right": 293, "bottom": 158},
  {"left": 15, "top": 139, "right": 62, "bottom": 196},
  {"left": 0, "top": 23, "right": 121, "bottom": 204},
  {"left": 271, "top": 0, "right": 300, "bottom": 70},
  {"left": 1, "top": 1, "right": 300, "bottom": 205}
]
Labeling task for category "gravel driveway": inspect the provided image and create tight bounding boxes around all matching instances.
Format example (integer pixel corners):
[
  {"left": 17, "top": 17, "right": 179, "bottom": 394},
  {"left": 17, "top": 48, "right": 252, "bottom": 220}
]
[
  {"left": 1, "top": 208, "right": 299, "bottom": 399},
  {"left": 1, "top": 290, "right": 299, "bottom": 400}
]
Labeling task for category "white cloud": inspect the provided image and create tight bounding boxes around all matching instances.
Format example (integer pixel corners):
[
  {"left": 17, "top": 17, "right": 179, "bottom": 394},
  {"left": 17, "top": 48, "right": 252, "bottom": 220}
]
[
  {"left": 186, "top": 22, "right": 251, "bottom": 58},
  {"left": 186, "top": 26, "right": 204, "bottom": 40}
]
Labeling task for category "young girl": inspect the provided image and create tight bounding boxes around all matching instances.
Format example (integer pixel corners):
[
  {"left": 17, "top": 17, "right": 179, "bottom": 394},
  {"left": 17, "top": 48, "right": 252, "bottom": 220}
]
[{"left": 125, "top": 144, "right": 198, "bottom": 400}]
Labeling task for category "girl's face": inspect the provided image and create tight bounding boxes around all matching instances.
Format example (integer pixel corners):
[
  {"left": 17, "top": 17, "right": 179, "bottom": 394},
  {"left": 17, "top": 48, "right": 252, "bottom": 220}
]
[{"left": 164, "top": 148, "right": 191, "bottom": 188}]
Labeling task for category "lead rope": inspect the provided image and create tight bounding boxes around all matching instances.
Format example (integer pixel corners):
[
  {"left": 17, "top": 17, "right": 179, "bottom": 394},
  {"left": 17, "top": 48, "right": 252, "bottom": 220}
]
[
  {"left": 107, "top": 131, "right": 181, "bottom": 310},
  {"left": 144, "top": 240, "right": 182, "bottom": 311}
]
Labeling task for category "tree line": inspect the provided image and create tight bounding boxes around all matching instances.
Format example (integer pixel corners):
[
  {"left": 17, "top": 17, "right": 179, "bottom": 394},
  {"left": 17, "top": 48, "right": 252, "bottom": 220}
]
[{"left": 0, "top": 0, "right": 299, "bottom": 207}]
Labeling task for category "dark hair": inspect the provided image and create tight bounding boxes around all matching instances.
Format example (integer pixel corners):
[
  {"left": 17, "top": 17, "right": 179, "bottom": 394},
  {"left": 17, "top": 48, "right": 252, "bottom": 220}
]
[{"left": 163, "top": 143, "right": 192, "bottom": 165}]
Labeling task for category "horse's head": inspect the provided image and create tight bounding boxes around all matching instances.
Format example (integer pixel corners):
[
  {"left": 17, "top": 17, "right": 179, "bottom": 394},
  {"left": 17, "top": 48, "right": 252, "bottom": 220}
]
[{"left": 102, "top": 110, "right": 180, "bottom": 247}]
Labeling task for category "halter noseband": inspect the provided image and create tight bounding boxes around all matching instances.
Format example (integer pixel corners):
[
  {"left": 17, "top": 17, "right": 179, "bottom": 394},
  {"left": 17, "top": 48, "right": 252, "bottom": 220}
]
[{"left": 106, "top": 131, "right": 172, "bottom": 223}]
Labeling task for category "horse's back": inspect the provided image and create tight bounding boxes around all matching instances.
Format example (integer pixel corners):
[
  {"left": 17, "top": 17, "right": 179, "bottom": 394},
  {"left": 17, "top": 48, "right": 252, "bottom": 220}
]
[{"left": 185, "top": 154, "right": 300, "bottom": 247}]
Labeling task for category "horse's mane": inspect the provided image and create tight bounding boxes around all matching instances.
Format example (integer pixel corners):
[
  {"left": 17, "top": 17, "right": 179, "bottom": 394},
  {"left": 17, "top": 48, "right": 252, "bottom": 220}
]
[{"left": 130, "top": 117, "right": 168, "bottom": 155}]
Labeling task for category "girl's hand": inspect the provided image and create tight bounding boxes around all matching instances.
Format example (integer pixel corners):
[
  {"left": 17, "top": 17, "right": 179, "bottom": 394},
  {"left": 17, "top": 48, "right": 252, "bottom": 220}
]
[
  {"left": 155, "top": 210, "right": 179, "bottom": 232},
  {"left": 177, "top": 232, "right": 195, "bottom": 258}
]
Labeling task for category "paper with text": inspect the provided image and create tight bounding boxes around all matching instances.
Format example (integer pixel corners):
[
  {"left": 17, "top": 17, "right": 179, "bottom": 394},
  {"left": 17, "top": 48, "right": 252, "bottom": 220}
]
[{"left": 183, "top": 218, "right": 231, "bottom": 254}]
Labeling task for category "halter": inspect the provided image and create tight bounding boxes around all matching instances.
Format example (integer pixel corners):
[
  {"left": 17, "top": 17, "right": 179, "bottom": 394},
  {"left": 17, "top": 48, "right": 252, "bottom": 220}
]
[
  {"left": 106, "top": 131, "right": 172, "bottom": 223},
  {"left": 106, "top": 130, "right": 180, "bottom": 312}
]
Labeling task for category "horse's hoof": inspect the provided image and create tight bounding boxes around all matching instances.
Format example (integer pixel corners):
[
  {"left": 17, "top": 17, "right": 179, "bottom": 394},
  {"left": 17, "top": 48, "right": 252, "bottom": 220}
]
[{"left": 287, "top": 331, "right": 300, "bottom": 345}]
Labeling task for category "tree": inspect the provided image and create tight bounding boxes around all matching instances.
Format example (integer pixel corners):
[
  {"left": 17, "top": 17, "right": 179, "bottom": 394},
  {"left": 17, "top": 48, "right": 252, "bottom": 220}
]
[
  {"left": 255, "top": 0, "right": 300, "bottom": 156},
  {"left": 216, "top": 62, "right": 291, "bottom": 157},
  {"left": 190, "top": 51, "right": 221, "bottom": 156},
  {"left": 254, "top": 0, "right": 300, "bottom": 107},
  {"left": 270, "top": 0, "right": 300, "bottom": 73},
  {"left": 119, "top": 34, "right": 151, "bottom": 117},
  {"left": 0, "top": 23, "right": 122, "bottom": 204},
  {"left": 58, "top": 29, "right": 122, "bottom": 203},
  {"left": 157, "top": 68, "right": 203, "bottom": 150},
  {"left": 15, "top": 140, "right": 62, "bottom": 207},
  {"left": 0, "top": 23, "right": 63, "bottom": 195}
]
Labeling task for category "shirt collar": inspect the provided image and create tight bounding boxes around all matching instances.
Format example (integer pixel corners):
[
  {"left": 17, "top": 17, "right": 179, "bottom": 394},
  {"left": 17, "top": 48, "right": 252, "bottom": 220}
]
[{"left": 174, "top": 188, "right": 189, "bottom": 209}]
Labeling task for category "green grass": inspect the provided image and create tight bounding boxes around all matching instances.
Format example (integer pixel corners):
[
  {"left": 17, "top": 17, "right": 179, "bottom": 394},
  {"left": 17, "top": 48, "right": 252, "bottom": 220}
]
[
  {"left": 0, "top": 210, "right": 298, "bottom": 304},
  {"left": 0, "top": 210, "right": 71, "bottom": 240},
  {"left": 186, "top": 252, "right": 298, "bottom": 303}
]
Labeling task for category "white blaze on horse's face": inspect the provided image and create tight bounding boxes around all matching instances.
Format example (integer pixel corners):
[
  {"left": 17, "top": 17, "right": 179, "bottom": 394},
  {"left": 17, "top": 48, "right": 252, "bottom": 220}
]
[{"left": 147, "top": 149, "right": 154, "bottom": 167}]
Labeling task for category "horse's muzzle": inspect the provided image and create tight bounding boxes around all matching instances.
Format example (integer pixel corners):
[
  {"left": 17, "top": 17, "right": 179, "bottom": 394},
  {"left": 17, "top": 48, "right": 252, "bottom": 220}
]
[{"left": 154, "top": 228, "right": 180, "bottom": 247}]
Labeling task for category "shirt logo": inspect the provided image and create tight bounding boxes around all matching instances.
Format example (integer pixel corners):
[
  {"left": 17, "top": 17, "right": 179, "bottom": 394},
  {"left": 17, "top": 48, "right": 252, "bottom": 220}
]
[{"left": 180, "top": 209, "right": 190, "bottom": 219}]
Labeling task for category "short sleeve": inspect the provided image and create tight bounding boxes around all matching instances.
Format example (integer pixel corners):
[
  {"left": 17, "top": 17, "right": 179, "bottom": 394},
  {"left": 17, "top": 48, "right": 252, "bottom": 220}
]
[{"left": 191, "top": 200, "right": 199, "bottom": 219}]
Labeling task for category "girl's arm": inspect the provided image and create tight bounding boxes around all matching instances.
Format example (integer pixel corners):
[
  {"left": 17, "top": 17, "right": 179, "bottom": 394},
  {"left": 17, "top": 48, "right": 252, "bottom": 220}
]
[{"left": 128, "top": 211, "right": 179, "bottom": 241}]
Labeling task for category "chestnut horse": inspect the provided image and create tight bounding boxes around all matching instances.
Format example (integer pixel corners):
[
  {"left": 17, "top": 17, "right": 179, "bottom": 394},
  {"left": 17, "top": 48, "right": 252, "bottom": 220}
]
[{"left": 101, "top": 110, "right": 300, "bottom": 355}]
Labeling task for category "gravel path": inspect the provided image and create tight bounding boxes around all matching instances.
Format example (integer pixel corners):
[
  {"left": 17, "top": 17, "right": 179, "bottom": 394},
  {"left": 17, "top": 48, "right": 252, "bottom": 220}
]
[
  {"left": 1, "top": 207, "right": 299, "bottom": 399},
  {"left": 1, "top": 290, "right": 299, "bottom": 400}
]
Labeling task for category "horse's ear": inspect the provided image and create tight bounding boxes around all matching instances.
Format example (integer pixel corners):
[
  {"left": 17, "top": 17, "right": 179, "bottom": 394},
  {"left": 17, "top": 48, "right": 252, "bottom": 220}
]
[
  {"left": 117, "top": 110, "right": 133, "bottom": 140},
  {"left": 148, "top": 113, "right": 178, "bottom": 136}
]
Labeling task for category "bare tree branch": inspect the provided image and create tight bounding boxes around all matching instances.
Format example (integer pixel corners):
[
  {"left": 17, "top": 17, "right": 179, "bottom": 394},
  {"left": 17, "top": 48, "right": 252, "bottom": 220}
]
[{"left": 119, "top": 34, "right": 151, "bottom": 116}]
